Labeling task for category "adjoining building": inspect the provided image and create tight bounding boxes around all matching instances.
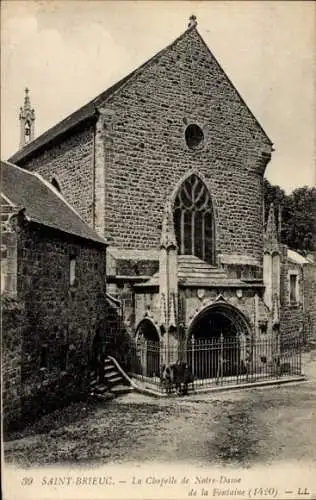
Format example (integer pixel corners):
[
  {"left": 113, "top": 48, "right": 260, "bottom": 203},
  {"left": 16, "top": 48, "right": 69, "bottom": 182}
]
[
  {"left": 1, "top": 160, "right": 109, "bottom": 429},
  {"left": 6, "top": 17, "right": 315, "bottom": 391}
]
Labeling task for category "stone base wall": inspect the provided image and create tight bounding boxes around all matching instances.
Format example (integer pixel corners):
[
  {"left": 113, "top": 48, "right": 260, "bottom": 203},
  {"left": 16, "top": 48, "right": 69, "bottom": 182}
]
[
  {"left": 303, "top": 263, "right": 316, "bottom": 341},
  {"left": 279, "top": 253, "right": 314, "bottom": 344},
  {"left": 3, "top": 220, "right": 107, "bottom": 429},
  {"left": 280, "top": 306, "right": 304, "bottom": 340},
  {"left": 116, "top": 259, "right": 159, "bottom": 277},
  {"left": 2, "top": 296, "right": 23, "bottom": 431}
]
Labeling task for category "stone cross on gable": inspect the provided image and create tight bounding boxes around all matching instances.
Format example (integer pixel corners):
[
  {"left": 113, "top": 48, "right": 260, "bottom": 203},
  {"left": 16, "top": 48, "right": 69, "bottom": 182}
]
[{"left": 188, "top": 14, "right": 197, "bottom": 29}]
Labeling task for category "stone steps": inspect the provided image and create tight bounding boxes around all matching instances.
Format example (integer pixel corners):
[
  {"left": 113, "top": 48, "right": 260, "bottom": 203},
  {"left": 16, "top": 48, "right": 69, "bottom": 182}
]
[{"left": 89, "top": 357, "right": 133, "bottom": 399}]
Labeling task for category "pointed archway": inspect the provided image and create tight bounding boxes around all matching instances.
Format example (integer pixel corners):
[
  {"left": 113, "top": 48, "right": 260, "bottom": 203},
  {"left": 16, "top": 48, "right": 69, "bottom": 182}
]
[
  {"left": 187, "top": 303, "right": 251, "bottom": 379},
  {"left": 135, "top": 319, "right": 160, "bottom": 377}
]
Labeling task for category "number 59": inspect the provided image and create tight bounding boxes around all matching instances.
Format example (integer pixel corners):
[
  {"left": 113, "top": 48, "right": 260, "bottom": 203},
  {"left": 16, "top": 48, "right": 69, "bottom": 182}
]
[{"left": 21, "top": 477, "right": 33, "bottom": 486}]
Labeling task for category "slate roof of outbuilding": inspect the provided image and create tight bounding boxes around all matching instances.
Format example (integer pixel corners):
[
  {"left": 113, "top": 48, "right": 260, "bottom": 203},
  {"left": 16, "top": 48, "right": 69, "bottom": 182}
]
[
  {"left": 1, "top": 160, "right": 107, "bottom": 245},
  {"left": 8, "top": 25, "right": 272, "bottom": 165},
  {"left": 287, "top": 249, "right": 313, "bottom": 265}
]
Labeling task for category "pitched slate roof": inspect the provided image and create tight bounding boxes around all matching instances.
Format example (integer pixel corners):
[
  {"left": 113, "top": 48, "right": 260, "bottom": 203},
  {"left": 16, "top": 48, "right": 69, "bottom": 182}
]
[
  {"left": 8, "top": 71, "right": 134, "bottom": 164},
  {"left": 9, "top": 25, "right": 272, "bottom": 165},
  {"left": 1, "top": 160, "right": 107, "bottom": 245},
  {"left": 8, "top": 29, "right": 190, "bottom": 165},
  {"left": 287, "top": 249, "right": 313, "bottom": 265}
]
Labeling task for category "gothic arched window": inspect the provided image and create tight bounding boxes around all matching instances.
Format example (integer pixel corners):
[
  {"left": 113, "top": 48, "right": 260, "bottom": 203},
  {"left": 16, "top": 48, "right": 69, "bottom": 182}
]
[
  {"left": 51, "top": 177, "right": 61, "bottom": 193},
  {"left": 173, "top": 174, "right": 215, "bottom": 264},
  {"left": 24, "top": 121, "right": 31, "bottom": 143}
]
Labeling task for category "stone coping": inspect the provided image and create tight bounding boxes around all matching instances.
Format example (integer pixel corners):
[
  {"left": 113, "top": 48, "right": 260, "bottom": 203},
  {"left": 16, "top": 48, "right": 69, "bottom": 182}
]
[{"left": 130, "top": 375, "right": 307, "bottom": 398}]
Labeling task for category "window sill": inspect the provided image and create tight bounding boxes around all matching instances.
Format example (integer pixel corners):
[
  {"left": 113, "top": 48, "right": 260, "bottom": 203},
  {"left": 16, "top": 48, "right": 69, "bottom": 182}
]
[{"left": 289, "top": 302, "right": 300, "bottom": 309}]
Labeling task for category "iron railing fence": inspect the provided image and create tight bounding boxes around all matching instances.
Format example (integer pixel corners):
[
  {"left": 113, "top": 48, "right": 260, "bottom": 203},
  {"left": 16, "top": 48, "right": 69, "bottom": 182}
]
[{"left": 125, "top": 335, "right": 302, "bottom": 394}]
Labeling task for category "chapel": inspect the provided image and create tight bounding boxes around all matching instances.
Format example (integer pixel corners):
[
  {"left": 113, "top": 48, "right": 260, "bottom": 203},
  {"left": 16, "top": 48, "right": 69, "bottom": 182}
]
[{"left": 8, "top": 17, "right": 315, "bottom": 376}]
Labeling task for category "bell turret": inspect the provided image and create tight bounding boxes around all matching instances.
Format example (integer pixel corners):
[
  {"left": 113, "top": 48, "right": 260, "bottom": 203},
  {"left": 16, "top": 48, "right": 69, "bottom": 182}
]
[{"left": 19, "top": 87, "right": 35, "bottom": 149}]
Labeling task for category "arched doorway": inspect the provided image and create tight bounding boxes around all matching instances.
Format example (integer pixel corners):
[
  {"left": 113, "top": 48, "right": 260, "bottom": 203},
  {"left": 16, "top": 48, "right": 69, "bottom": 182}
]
[
  {"left": 187, "top": 303, "right": 250, "bottom": 379},
  {"left": 135, "top": 319, "right": 160, "bottom": 378}
]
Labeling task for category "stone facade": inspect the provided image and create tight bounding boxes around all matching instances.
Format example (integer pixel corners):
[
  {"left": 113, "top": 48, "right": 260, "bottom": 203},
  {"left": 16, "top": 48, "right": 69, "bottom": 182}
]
[
  {"left": 2, "top": 213, "right": 107, "bottom": 430},
  {"left": 18, "top": 125, "right": 95, "bottom": 226},
  {"left": 263, "top": 202, "right": 315, "bottom": 346},
  {"left": 280, "top": 250, "right": 316, "bottom": 343},
  {"left": 15, "top": 27, "right": 272, "bottom": 269},
  {"left": 2, "top": 295, "right": 24, "bottom": 430},
  {"left": 96, "top": 28, "right": 271, "bottom": 264},
  {"left": 7, "top": 22, "right": 314, "bottom": 374},
  {"left": 303, "top": 260, "right": 316, "bottom": 341}
]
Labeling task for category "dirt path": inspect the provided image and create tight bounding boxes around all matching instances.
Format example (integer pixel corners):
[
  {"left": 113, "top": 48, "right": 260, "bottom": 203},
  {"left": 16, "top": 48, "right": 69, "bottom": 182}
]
[{"left": 4, "top": 352, "right": 316, "bottom": 468}]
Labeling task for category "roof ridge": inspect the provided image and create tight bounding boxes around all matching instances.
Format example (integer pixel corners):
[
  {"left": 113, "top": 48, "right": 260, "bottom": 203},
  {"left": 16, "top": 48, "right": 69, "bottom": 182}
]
[
  {"left": 1, "top": 160, "right": 107, "bottom": 245},
  {"left": 33, "top": 170, "right": 90, "bottom": 226},
  {"left": 95, "top": 26, "right": 195, "bottom": 107},
  {"left": 2, "top": 158, "right": 37, "bottom": 175},
  {"left": 2, "top": 160, "right": 90, "bottom": 228},
  {"left": 0, "top": 192, "right": 15, "bottom": 206},
  {"left": 193, "top": 29, "right": 273, "bottom": 145},
  {"left": 8, "top": 26, "right": 195, "bottom": 164},
  {"left": 1, "top": 160, "right": 101, "bottom": 235},
  {"left": 34, "top": 172, "right": 111, "bottom": 244}
]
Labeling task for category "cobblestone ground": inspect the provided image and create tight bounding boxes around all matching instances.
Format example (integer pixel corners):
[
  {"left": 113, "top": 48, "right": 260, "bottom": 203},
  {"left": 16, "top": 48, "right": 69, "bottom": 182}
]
[{"left": 4, "top": 351, "right": 316, "bottom": 469}]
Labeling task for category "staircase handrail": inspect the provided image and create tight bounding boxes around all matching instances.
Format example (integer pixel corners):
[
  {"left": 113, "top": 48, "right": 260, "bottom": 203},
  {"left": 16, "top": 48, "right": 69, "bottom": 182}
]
[{"left": 107, "top": 355, "right": 139, "bottom": 390}]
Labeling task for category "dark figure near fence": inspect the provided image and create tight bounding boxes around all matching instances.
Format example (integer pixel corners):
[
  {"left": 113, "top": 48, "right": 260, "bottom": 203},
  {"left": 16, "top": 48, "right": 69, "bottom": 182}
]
[{"left": 160, "top": 361, "right": 195, "bottom": 395}]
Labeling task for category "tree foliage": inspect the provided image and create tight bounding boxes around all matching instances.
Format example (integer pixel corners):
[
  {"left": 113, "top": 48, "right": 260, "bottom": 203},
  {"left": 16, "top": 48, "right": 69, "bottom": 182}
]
[{"left": 263, "top": 179, "right": 316, "bottom": 255}]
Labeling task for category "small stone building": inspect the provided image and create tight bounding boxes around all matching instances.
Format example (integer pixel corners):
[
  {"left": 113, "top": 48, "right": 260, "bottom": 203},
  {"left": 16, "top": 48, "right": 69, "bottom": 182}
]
[
  {"left": 1, "top": 160, "right": 108, "bottom": 429},
  {"left": 7, "top": 18, "right": 315, "bottom": 380},
  {"left": 263, "top": 202, "right": 315, "bottom": 346}
]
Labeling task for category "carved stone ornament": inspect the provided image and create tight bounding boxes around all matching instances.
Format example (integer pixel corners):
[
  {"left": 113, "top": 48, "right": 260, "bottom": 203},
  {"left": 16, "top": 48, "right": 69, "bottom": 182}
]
[{"left": 215, "top": 293, "right": 225, "bottom": 302}]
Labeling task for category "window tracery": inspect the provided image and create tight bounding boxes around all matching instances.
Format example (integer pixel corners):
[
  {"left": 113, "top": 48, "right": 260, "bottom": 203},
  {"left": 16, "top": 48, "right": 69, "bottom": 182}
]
[{"left": 173, "top": 174, "right": 215, "bottom": 264}]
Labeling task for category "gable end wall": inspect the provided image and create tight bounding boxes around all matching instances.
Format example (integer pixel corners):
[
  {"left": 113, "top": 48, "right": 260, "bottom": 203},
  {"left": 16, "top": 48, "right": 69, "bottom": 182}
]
[{"left": 97, "top": 29, "right": 272, "bottom": 263}]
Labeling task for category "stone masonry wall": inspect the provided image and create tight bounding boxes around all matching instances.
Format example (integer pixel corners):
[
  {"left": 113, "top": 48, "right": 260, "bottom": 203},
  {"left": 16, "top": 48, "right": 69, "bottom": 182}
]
[
  {"left": 16, "top": 221, "right": 107, "bottom": 421},
  {"left": 303, "top": 262, "right": 316, "bottom": 341},
  {"left": 280, "top": 257, "right": 305, "bottom": 341},
  {"left": 98, "top": 28, "right": 272, "bottom": 264},
  {"left": 16, "top": 28, "right": 272, "bottom": 266},
  {"left": 2, "top": 295, "right": 24, "bottom": 431},
  {"left": 18, "top": 125, "right": 95, "bottom": 226}
]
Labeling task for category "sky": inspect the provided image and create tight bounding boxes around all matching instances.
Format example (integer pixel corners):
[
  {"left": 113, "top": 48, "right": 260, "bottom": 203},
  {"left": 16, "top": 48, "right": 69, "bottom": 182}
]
[{"left": 1, "top": 0, "right": 315, "bottom": 193}]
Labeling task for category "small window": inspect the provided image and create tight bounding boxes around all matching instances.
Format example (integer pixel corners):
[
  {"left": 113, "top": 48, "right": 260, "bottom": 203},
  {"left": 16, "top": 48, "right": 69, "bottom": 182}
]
[
  {"left": 185, "top": 124, "right": 204, "bottom": 149},
  {"left": 25, "top": 121, "right": 31, "bottom": 142},
  {"left": 69, "top": 256, "right": 76, "bottom": 286},
  {"left": 51, "top": 177, "right": 61, "bottom": 193},
  {"left": 1, "top": 246, "right": 7, "bottom": 293},
  {"left": 58, "top": 344, "right": 68, "bottom": 371},
  {"left": 289, "top": 274, "right": 298, "bottom": 304},
  {"left": 40, "top": 345, "right": 48, "bottom": 368}
]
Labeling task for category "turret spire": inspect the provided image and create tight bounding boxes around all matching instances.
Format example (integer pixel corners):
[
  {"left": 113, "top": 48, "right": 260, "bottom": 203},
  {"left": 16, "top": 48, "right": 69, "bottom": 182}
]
[
  {"left": 19, "top": 87, "right": 35, "bottom": 149},
  {"left": 264, "top": 202, "right": 279, "bottom": 249}
]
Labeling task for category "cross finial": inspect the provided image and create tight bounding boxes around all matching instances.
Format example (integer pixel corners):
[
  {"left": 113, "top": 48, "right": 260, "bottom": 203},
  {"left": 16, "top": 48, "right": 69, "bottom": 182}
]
[
  {"left": 24, "top": 87, "right": 31, "bottom": 108},
  {"left": 188, "top": 14, "right": 197, "bottom": 29}
]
